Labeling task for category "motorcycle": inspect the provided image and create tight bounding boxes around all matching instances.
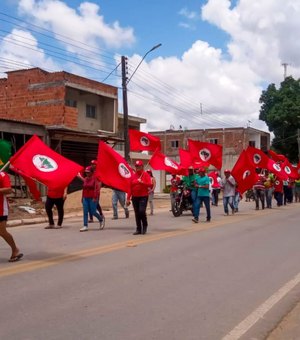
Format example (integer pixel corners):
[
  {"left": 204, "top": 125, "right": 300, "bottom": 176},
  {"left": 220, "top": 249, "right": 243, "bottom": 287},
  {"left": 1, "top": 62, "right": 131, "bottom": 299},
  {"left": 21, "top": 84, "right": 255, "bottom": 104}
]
[{"left": 171, "top": 184, "right": 193, "bottom": 217}]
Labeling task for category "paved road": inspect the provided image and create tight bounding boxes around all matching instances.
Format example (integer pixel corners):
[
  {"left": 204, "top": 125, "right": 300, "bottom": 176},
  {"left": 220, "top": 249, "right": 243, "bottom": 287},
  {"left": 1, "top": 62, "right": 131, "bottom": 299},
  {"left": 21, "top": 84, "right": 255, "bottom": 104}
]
[{"left": 0, "top": 201, "right": 300, "bottom": 339}]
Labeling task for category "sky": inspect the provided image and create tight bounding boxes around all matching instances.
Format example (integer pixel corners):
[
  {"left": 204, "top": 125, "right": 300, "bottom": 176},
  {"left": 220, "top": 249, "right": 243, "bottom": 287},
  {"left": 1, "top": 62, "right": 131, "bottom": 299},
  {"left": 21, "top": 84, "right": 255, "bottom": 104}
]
[{"left": 1, "top": 0, "right": 300, "bottom": 133}]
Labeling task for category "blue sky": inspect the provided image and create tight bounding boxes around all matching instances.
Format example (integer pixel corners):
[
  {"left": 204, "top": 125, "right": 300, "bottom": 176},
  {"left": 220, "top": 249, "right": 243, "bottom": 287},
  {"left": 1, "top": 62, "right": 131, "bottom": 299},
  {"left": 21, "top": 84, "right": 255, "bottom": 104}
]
[{"left": 1, "top": 0, "right": 300, "bottom": 132}]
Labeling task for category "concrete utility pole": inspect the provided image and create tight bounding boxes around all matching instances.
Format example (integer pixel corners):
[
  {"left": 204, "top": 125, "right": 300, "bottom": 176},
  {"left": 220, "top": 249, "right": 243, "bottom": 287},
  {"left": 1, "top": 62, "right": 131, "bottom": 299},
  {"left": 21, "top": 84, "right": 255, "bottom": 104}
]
[
  {"left": 282, "top": 63, "right": 288, "bottom": 80},
  {"left": 121, "top": 56, "right": 129, "bottom": 162}
]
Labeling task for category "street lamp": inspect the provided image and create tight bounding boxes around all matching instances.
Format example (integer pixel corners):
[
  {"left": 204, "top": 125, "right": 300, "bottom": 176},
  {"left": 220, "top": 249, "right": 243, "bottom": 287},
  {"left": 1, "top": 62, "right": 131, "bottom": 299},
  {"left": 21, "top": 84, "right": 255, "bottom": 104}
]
[{"left": 121, "top": 43, "right": 162, "bottom": 162}]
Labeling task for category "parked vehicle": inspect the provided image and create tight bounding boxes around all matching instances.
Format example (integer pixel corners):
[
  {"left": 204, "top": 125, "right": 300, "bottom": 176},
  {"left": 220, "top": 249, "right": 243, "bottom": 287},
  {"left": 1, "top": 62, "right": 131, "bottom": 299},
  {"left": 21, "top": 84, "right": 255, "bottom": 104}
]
[{"left": 171, "top": 183, "right": 193, "bottom": 217}]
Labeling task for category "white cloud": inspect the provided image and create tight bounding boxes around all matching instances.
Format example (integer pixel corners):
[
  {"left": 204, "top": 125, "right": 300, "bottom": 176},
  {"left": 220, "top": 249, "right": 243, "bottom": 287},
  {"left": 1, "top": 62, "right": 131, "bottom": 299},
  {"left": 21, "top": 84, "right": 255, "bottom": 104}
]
[{"left": 18, "top": 0, "right": 135, "bottom": 51}]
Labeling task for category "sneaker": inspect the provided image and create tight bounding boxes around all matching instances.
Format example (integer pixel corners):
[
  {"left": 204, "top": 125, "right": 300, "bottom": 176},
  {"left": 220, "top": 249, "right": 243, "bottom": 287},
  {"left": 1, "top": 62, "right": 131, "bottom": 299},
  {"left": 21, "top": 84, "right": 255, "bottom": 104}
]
[
  {"left": 206, "top": 218, "right": 211, "bottom": 222},
  {"left": 133, "top": 231, "right": 141, "bottom": 235},
  {"left": 125, "top": 210, "right": 129, "bottom": 218},
  {"left": 112, "top": 216, "right": 118, "bottom": 220},
  {"left": 80, "top": 226, "right": 88, "bottom": 232},
  {"left": 99, "top": 217, "right": 105, "bottom": 230},
  {"left": 192, "top": 218, "right": 198, "bottom": 223},
  {"left": 88, "top": 219, "right": 94, "bottom": 223},
  {"left": 45, "top": 224, "right": 55, "bottom": 229},
  {"left": 55, "top": 225, "right": 62, "bottom": 229}
]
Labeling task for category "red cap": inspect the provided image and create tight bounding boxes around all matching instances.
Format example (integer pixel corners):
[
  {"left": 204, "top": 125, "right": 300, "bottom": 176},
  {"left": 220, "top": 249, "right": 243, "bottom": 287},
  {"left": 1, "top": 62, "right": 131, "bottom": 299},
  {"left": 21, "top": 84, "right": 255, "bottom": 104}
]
[
  {"left": 199, "top": 167, "right": 206, "bottom": 172},
  {"left": 91, "top": 160, "right": 97, "bottom": 165},
  {"left": 224, "top": 169, "right": 231, "bottom": 173},
  {"left": 135, "top": 160, "right": 143, "bottom": 167},
  {"left": 85, "top": 166, "right": 92, "bottom": 173}
]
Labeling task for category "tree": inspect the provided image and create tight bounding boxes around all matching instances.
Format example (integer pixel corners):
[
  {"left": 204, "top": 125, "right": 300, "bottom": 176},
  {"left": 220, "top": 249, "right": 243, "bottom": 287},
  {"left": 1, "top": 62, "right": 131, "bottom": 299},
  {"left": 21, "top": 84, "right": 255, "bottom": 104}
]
[{"left": 259, "top": 76, "right": 300, "bottom": 163}]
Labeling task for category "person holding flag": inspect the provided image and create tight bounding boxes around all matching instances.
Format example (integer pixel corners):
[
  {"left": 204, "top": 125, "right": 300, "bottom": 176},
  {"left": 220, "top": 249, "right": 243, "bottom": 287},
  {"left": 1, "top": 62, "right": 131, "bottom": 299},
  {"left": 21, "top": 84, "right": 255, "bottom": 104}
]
[
  {"left": 0, "top": 171, "right": 23, "bottom": 262},
  {"left": 221, "top": 169, "right": 236, "bottom": 215},
  {"left": 80, "top": 166, "right": 105, "bottom": 232},
  {"left": 126, "top": 160, "right": 152, "bottom": 235}
]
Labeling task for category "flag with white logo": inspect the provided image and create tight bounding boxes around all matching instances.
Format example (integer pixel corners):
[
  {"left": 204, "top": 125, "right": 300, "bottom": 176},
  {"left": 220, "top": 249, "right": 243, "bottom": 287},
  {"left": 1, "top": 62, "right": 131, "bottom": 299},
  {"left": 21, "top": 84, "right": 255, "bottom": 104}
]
[
  {"left": 129, "top": 129, "right": 161, "bottom": 152},
  {"left": 9, "top": 135, "right": 83, "bottom": 190},
  {"left": 95, "top": 141, "right": 133, "bottom": 193},
  {"left": 188, "top": 139, "right": 222, "bottom": 169},
  {"left": 149, "top": 150, "right": 182, "bottom": 173}
]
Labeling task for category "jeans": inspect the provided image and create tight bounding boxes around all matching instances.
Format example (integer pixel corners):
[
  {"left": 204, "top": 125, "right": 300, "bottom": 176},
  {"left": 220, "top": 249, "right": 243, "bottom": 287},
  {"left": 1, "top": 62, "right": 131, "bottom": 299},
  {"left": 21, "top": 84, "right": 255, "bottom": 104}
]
[
  {"left": 253, "top": 188, "right": 265, "bottom": 209},
  {"left": 194, "top": 196, "right": 211, "bottom": 221},
  {"left": 265, "top": 187, "right": 274, "bottom": 208},
  {"left": 190, "top": 189, "right": 197, "bottom": 218},
  {"left": 82, "top": 197, "right": 103, "bottom": 227},
  {"left": 233, "top": 193, "right": 240, "bottom": 211},
  {"left": 112, "top": 190, "right": 128, "bottom": 218},
  {"left": 223, "top": 196, "right": 235, "bottom": 214},
  {"left": 170, "top": 192, "right": 176, "bottom": 208},
  {"left": 274, "top": 191, "right": 283, "bottom": 206},
  {"left": 148, "top": 192, "right": 154, "bottom": 214}
]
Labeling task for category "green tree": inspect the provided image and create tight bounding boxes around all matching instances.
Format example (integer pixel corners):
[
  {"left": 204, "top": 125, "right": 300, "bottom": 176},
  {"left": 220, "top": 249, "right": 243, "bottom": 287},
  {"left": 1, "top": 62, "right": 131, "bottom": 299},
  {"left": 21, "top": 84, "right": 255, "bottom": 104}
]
[{"left": 259, "top": 76, "right": 300, "bottom": 162}]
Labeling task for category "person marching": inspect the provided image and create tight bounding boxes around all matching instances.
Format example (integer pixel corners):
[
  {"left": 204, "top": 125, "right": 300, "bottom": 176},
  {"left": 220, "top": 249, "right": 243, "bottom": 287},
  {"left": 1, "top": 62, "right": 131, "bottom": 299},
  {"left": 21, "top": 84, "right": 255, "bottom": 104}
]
[
  {"left": 193, "top": 167, "right": 211, "bottom": 223},
  {"left": 126, "top": 160, "right": 152, "bottom": 235},
  {"left": 170, "top": 173, "right": 181, "bottom": 210},
  {"left": 0, "top": 171, "right": 23, "bottom": 262},
  {"left": 89, "top": 159, "right": 104, "bottom": 223},
  {"left": 80, "top": 166, "right": 104, "bottom": 232},
  {"left": 182, "top": 166, "right": 198, "bottom": 220},
  {"left": 112, "top": 189, "right": 129, "bottom": 220},
  {"left": 221, "top": 169, "right": 236, "bottom": 215},
  {"left": 44, "top": 186, "right": 67, "bottom": 229}
]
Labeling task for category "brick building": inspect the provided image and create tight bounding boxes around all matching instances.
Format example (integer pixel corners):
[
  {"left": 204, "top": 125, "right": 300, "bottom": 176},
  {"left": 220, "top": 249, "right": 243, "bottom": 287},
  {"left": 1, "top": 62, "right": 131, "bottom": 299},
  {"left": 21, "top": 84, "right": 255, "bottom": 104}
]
[
  {"left": 0, "top": 67, "right": 146, "bottom": 193},
  {"left": 150, "top": 127, "right": 270, "bottom": 191}
]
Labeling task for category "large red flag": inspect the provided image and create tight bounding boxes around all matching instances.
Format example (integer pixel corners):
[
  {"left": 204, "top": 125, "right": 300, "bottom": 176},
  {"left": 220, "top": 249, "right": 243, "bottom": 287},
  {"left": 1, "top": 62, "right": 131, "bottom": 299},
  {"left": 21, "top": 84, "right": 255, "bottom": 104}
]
[
  {"left": 188, "top": 139, "right": 222, "bottom": 169},
  {"left": 9, "top": 135, "right": 83, "bottom": 190},
  {"left": 179, "top": 148, "right": 206, "bottom": 169},
  {"left": 149, "top": 150, "right": 181, "bottom": 173},
  {"left": 245, "top": 146, "right": 269, "bottom": 169},
  {"left": 129, "top": 129, "right": 161, "bottom": 152},
  {"left": 281, "top": 158, "right": 299, "bottom": 179},
  {"left": 95, "top": 141, "right": 133, "bottom": 193},
  {"left": 266, "top": 158, "right": 288, "bottom": 181},
  {"left": 231, "top": 150, "right": 257, "bottom": 194}
]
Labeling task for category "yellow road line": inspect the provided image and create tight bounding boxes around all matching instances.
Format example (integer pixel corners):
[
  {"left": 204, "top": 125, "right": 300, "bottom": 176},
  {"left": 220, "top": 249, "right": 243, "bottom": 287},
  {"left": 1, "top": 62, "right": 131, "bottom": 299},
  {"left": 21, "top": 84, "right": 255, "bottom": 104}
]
[{"left": 0, "top": 207, "right": 284, "bottom": 278}]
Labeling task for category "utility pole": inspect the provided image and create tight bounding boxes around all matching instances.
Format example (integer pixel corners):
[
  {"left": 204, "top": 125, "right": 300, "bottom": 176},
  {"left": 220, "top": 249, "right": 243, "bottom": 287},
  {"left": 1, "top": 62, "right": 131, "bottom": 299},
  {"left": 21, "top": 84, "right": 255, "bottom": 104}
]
[
  {"left": 282, "top": 62, "right": 288, "bottom": 80},
  {"left": 121, "top": 56, "right": 130, "bottom": 162}
]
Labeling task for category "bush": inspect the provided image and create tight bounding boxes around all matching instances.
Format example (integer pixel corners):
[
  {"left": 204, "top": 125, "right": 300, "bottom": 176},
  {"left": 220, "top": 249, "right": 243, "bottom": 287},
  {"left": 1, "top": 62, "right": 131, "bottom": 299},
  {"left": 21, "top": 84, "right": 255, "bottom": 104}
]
[{"left": 163, "top": 185, "right": 171, "bottom": 193}]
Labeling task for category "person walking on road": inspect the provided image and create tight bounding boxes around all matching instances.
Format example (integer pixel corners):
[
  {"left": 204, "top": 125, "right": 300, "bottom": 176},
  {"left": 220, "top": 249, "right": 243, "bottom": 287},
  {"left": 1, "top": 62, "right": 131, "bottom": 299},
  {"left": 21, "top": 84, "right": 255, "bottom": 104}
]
[
  {"left": 221, "top": 169, "right": 236, "bottom": 215},
  {"left": 112, "top": 189, "right": 129, "bottom": 220},
  {"left": 126, "top": 160, "right": 152, "bottom": 235},
  {"left": 193, "top": 167, "right": 211, "bottom": 223},
  {"left": 80, "top": 166, "right": 104, "bottom": 232},
  {"left": 0, "top": 171, "right": 23, "bottom": 262},
  {"left": 45, "top": 186, "right": 67, "bottom": 229}
]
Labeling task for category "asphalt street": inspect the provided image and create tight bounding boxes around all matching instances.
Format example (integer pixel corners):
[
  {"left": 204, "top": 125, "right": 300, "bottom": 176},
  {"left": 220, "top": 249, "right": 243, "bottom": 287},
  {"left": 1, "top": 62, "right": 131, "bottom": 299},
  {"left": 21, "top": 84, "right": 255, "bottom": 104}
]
[{"left": 0, "top": 200, "right": 300, "bottom": 340}]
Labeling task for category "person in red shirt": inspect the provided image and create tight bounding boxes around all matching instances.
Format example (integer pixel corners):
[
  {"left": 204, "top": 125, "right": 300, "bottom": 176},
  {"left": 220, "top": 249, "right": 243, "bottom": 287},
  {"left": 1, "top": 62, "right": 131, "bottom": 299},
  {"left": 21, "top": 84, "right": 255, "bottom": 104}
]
[
  {"left": 0, "top": 171, "right": 23, "bottom": 262},
  {"left": 274, "top": 178, "right": 284, "bottom": 206},
  {"left": 44, "top": 186, "right": 67, "bottom": 229},
  {"left": 126, "top": 160, "right": 152, "bottom": 235},
  {"left": 170, "top": 173, "right": 181, "bottom": 210},
  {"left": 80, "top": 166, "right": 104, "bottom": 232}
]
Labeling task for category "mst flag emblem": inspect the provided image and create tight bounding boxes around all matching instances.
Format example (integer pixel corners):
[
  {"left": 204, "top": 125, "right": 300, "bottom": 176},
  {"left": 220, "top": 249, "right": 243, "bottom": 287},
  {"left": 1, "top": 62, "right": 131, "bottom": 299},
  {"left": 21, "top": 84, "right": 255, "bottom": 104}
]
[
  {"left": 118, "top": 163, "right": 132, "bottom": 178},
  {"left": 253, "top": 153, "right": 262, "bottom": 164},
  {"left": 32, "top": 155, "right": 58, "bottom": 172},
  {"left": 140, "top": 136, "right": 150, "bottom": 147},
  {"left": 199, "top": 148, "right": 211, "bottom": 162}
]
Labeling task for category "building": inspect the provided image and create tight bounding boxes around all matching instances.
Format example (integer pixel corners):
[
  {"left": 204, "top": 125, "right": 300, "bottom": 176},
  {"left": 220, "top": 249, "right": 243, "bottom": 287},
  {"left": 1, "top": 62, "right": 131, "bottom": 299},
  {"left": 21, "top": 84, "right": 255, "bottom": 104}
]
[
  {"left": 150, "top": 127, "right": 270, "bottom": 191},
  {"left": 0, "top": 67, "right": 146, "bottom": 193}
]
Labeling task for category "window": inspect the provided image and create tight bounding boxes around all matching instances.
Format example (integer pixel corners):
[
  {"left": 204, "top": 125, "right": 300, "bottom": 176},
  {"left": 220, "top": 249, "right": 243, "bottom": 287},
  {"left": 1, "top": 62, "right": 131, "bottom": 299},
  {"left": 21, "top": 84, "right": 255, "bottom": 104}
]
[
  {"left": 86, "top": 104, "right": 96, "bottom": 119},
  {"left": 209, "top": 138, "right": 218, "bottom": 144},
  {"left": 170, "top": 140, "right": 179, "bottom": 148},
  {"left": 65, "top": 99, "right": 77, "bottom": 108},
  {"left": 249, "top": 141, "right": 255, "bottom": 147}
]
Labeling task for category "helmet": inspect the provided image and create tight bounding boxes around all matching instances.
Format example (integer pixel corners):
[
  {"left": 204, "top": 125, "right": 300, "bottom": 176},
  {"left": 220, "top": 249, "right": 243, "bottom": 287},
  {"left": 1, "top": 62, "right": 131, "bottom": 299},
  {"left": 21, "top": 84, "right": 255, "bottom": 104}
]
[
  {"left": 135, "top": 160, "right": 143, "bottom": 167},
  {"left": 85, "top": 166, "right": 92, "bottom": 173},
  {"left": 91, "top": 160, "right": 97, "bottom": 165}
]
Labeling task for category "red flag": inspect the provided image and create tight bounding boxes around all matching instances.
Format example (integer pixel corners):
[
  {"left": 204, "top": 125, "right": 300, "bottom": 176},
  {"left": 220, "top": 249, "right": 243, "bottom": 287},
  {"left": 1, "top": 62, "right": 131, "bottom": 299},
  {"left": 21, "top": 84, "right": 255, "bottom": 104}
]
[
  {"left": 231, "top": 150, "right": 257, "bottom": 194},
  {"left": 281, "top": 158, "right": 299, "bottom": 179},
  {"left": 266, "top": 158, "right": 288, "bottom": 181},
  {"left": 179, "top": 149, "right": 192, "bottom": 168},
  {"left": 10, "top": 165, "right": 41, "bottom": 201},
  {"left": 208, "top": 171, "right": 219, "bottom": 189},
  {"left": 188, "top": 139, "right": 222, "bottom": 169},
  {"left": 268, "top": 150, "right": 286, "bottom": 162},
  {"left": 9, "top": 135, "right": 83, "bottom": 190},
  {"left": 245, "top": 146, "right": 269, "bottom": 169},
  {"left": 149, "top": 150, "right": 181, "bottom": 173},
  {"left": 95, "top": 141, "right": 133, "bottom": 193},
  {"left": 129, "top": 130, "right": 161, "bottom": 152}
]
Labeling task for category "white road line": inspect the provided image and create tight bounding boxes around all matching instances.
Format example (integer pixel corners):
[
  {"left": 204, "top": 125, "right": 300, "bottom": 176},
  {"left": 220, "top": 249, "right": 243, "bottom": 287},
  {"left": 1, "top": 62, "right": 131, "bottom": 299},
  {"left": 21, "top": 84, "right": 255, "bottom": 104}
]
[{"left": 222, "top": 272, "right": 300, "bottom": 340}]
